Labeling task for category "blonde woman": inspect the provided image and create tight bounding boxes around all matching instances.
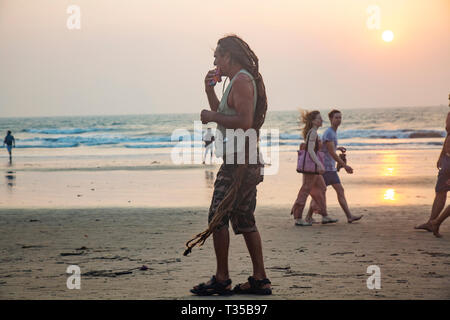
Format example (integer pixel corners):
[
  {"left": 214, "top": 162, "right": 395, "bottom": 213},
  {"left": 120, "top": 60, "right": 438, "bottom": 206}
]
[{"left": 291, "top": 110, "right": 338, "bottom": 226}]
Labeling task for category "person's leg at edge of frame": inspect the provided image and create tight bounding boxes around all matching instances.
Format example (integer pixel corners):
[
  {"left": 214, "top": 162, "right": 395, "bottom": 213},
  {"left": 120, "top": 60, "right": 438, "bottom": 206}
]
[
  {"left": 415, "top": 191, "right": 447, "bottom": 231},
  {"left": 430, "top": 204, "right": 450, "bottom": 238}
]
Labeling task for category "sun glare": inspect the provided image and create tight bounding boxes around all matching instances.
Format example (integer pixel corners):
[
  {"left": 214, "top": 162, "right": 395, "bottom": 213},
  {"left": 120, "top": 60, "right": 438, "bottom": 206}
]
[{"left": 382, "top": 30, "right": 394, "bottom": 42}]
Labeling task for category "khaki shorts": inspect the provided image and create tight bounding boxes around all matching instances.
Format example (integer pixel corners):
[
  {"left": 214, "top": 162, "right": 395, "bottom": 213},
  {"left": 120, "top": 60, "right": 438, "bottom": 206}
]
[{"left": 208, "top": 163, "right": 264, "bottom": 234}]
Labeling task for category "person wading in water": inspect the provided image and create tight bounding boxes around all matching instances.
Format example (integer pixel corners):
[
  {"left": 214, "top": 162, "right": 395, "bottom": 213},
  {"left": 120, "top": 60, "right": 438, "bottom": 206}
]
[{"left": 187, "top": 35, "right": 272, "bottom": 295}]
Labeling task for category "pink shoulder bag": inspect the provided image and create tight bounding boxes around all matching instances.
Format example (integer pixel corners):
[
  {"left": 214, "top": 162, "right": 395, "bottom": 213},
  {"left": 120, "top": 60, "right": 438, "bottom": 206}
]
[{"left": 296, "top": 130, "right": 324, "bottom": 174}]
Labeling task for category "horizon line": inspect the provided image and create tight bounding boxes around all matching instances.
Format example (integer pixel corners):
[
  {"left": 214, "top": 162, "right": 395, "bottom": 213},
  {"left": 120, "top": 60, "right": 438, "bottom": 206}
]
[{"left": 0, "top": 104, "right": 447, "bottom": 120}]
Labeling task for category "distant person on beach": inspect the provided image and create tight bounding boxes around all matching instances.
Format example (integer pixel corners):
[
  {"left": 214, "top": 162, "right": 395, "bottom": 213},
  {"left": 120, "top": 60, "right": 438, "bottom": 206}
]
[
  {"left": 291, "top": 110, "right": 338, "bottom": 226},
  {"left": 202, "top": 128, "right": 215, "bottom": 164},
  {"left": 306, "top": 110, "right": 363, "bottom": 224},
  {"left": 188, "top": 35, "right": 271, "bottom": 295},
  {"left": 3, "top": 130, "right": 15, "bottom": 162},
  {"left": 415, "top": 103, "right": 450, "bottom": 237}
]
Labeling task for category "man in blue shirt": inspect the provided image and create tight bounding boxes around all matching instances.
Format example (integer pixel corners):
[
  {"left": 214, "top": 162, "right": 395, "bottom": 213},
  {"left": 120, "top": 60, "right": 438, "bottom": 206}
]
[
  {"left": 3, "top": 130, "right": 15, "bottom": 162},
  {"left": 308, "top": 110, "right": 362, "bottom": 223}
]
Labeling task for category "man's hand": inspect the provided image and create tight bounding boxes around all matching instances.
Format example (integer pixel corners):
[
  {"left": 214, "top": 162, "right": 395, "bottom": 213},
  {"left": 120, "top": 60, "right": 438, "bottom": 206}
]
[
  {"left": 337, "top": 147, "right": 346, "bottom": 153},
  {"left": 204, "top": 69, "right": 217, "bottom": 92},
  {"left": 318, "top": 163, "right": 325, "bottom": 175},
  {"left": 344, "top": 165, "right": 353, "bottom": 174},
  {"left": 200, "top": 109, "right": 216, "bottom": 124}
]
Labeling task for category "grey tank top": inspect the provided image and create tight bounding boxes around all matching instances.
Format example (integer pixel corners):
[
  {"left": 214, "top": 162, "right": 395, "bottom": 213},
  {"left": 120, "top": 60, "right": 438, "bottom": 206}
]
[{"left": 215, "top": 69, "right": 257, "bottom": 158}]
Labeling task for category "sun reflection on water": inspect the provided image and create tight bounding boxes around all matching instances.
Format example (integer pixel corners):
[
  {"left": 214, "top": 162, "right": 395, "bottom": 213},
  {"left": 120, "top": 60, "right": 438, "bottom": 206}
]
[{"left": 383, "top": 188, "right": 396, "bottom": 201}]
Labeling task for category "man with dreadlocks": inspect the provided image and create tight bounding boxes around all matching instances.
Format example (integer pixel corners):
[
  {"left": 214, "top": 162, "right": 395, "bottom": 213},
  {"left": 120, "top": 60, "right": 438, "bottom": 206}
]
[{"left": 188, "top": 35, "right": 272, "bottom": 296}]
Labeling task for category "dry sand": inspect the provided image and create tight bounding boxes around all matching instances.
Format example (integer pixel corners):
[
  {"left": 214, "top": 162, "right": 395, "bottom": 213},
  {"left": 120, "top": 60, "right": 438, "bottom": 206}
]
[{"left": 1, "top": 204, "right": 449, "bottom": 299}]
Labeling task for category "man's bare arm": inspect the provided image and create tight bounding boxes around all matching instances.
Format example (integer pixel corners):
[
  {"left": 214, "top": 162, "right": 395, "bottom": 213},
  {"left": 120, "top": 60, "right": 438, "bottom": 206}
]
[
  {"left": 326, "top": 141, "right": 346, "bottom": 167},
  {"left": 210, "top": 74, "right": 254, "bottom": 130},
  {"left": 206, "top": 90, "right": 220, "bottom": 112}
]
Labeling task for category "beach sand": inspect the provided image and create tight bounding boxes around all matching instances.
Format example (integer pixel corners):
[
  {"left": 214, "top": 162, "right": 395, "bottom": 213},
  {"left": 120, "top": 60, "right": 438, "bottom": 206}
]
[
  {"left": 0, "top": 204, "right": 449, "bottom": 300},
  {"left": 1, "top": 148, "right": 449, "bottom": 299}
]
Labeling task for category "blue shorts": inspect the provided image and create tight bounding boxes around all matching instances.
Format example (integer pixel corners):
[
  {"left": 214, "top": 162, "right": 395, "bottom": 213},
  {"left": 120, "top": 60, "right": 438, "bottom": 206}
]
[
  {"left": 323, "top": 171, "right": 341, "bottom": 186},
  {"left": 6, "top": 145, "right": 12, "bottom": 153},
  {"left": 435, "top": 155, "right": 450, "bottom": 193}
]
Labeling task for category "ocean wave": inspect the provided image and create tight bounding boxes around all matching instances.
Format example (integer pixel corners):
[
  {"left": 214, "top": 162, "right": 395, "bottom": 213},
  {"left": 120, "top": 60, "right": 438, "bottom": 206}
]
[
  {"left": 18, "top": 134, "right": 175, "bottom": 146},
  {"left": 273, "top": 141, "right": 442, "bottom": 147},
  {"left": 124, "top": 144, "right": 175, "bottom": 149},
  {"left": 16, "top": 143, "right": 80, "bottom": 148},
  {"left": 279, "top": 129, "right": 445, "bottom": 140},
  {"left": 23, "top": 128, "right": 114, "bottom": 134},
  {"left": 12, "top": 127, "right": 445, "bottom": 150}
]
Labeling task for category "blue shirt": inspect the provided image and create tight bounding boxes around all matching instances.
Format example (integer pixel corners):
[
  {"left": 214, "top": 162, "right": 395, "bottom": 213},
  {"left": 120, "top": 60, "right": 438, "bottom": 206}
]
[
  {"left": 4, "top": 135, "right": 14, "bottom": 146},
  {"left": 321, "top": 127, "right": 337, "bottom": 172}
]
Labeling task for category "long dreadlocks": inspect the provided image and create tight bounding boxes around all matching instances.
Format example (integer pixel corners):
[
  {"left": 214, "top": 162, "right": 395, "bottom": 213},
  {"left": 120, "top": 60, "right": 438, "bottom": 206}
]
[{"left": 183, "top": 35, "right": 268, "bottom": 256}]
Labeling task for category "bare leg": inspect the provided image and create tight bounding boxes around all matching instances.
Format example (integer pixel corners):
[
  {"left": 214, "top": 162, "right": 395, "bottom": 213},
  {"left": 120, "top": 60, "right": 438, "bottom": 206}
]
[
  {"left": 236, "top": 231, "right": 271, "bottom": 290},
  {"left": 203, "top": 148, "right": 208, "bottom": 164},
  {"left": 331, "top": 183, "right": 362, "bottom": 223},
  {"left": 309, "top": 175, "right": 327, "bottom": 217},
  {"left": 292, "top": 174, "right": 317, "bottom": 219},
  {"left": 415, "top": 191, "right": 447, "bottom": 231},
  {"left": 213, "top": 227, "right": 230, "bottom": 282},
  {"left": 192, "top": 226, "right": 231, "bottom": 291},
  {"left": 307, "top": 180, "right": 327, "bottom": 221},
  {"left": 430, "top": 205, "right": 450, "bottom": 238},
  {"left": 305, "top": 201, "right": 315, "bottom": 222}
]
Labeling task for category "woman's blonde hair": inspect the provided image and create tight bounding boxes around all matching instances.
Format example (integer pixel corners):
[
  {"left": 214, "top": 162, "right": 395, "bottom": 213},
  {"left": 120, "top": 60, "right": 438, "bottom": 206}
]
[{"left": 299, "top": 110, "right": 320, "bottom": 139}]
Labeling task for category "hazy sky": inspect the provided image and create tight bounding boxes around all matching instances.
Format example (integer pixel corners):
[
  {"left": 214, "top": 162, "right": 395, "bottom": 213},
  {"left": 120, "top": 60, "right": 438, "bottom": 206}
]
[{"left": 0, "top": 0, "right": 449, "bottom": 117}]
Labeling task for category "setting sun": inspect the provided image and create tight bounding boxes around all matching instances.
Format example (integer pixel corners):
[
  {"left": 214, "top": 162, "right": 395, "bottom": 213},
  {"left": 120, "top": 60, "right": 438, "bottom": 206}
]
[{"left": 382, "top": 30, "right": 394, "bottom": 42}]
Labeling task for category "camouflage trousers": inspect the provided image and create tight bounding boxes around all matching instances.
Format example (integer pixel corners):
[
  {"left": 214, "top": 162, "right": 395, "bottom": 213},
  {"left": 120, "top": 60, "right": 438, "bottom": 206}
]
[{"left": 208, "top": 162, "right": 264, "bottom": 234}]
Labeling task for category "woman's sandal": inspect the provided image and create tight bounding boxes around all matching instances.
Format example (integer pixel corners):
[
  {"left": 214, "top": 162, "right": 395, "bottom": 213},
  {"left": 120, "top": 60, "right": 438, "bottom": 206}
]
[
  {"left": 233, "top": 276, "right": 272, "bottom": 295},
  {"left": 190, "top": 275, "right": 233, "bottom": 296}
]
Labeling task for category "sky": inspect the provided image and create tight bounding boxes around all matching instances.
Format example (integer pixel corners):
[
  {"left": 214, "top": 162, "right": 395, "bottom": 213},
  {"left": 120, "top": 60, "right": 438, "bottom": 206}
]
[{"left": 0, "top": 0, "right": 449, "bottom": 117}]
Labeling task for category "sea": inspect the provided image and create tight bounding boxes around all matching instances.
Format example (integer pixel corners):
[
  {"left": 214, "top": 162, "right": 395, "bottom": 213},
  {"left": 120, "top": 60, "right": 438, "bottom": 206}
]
[{"left": 0, "top": 106, "right": 447, "bottom": 153}]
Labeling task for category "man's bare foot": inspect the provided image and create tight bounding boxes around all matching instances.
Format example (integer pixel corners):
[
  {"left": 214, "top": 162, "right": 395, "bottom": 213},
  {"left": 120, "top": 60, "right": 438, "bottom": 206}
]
[
  {"left": 347, "top": 215, "right": 363, "bottom": 223},
  {"left": 414, "top": 222, "right": 432, "bottom": 232},
  {"left": 430, "top": 220, "right": 442, "bottom": 238}
]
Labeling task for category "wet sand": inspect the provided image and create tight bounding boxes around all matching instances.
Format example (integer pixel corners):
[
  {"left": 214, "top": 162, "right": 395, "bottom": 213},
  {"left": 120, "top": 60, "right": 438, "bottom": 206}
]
[
  {"left": 0, "top": 149, "right": 440, "bottom": 208},
  {"left": 0, "top": 205, "right": 449, "bottom": 300}
]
